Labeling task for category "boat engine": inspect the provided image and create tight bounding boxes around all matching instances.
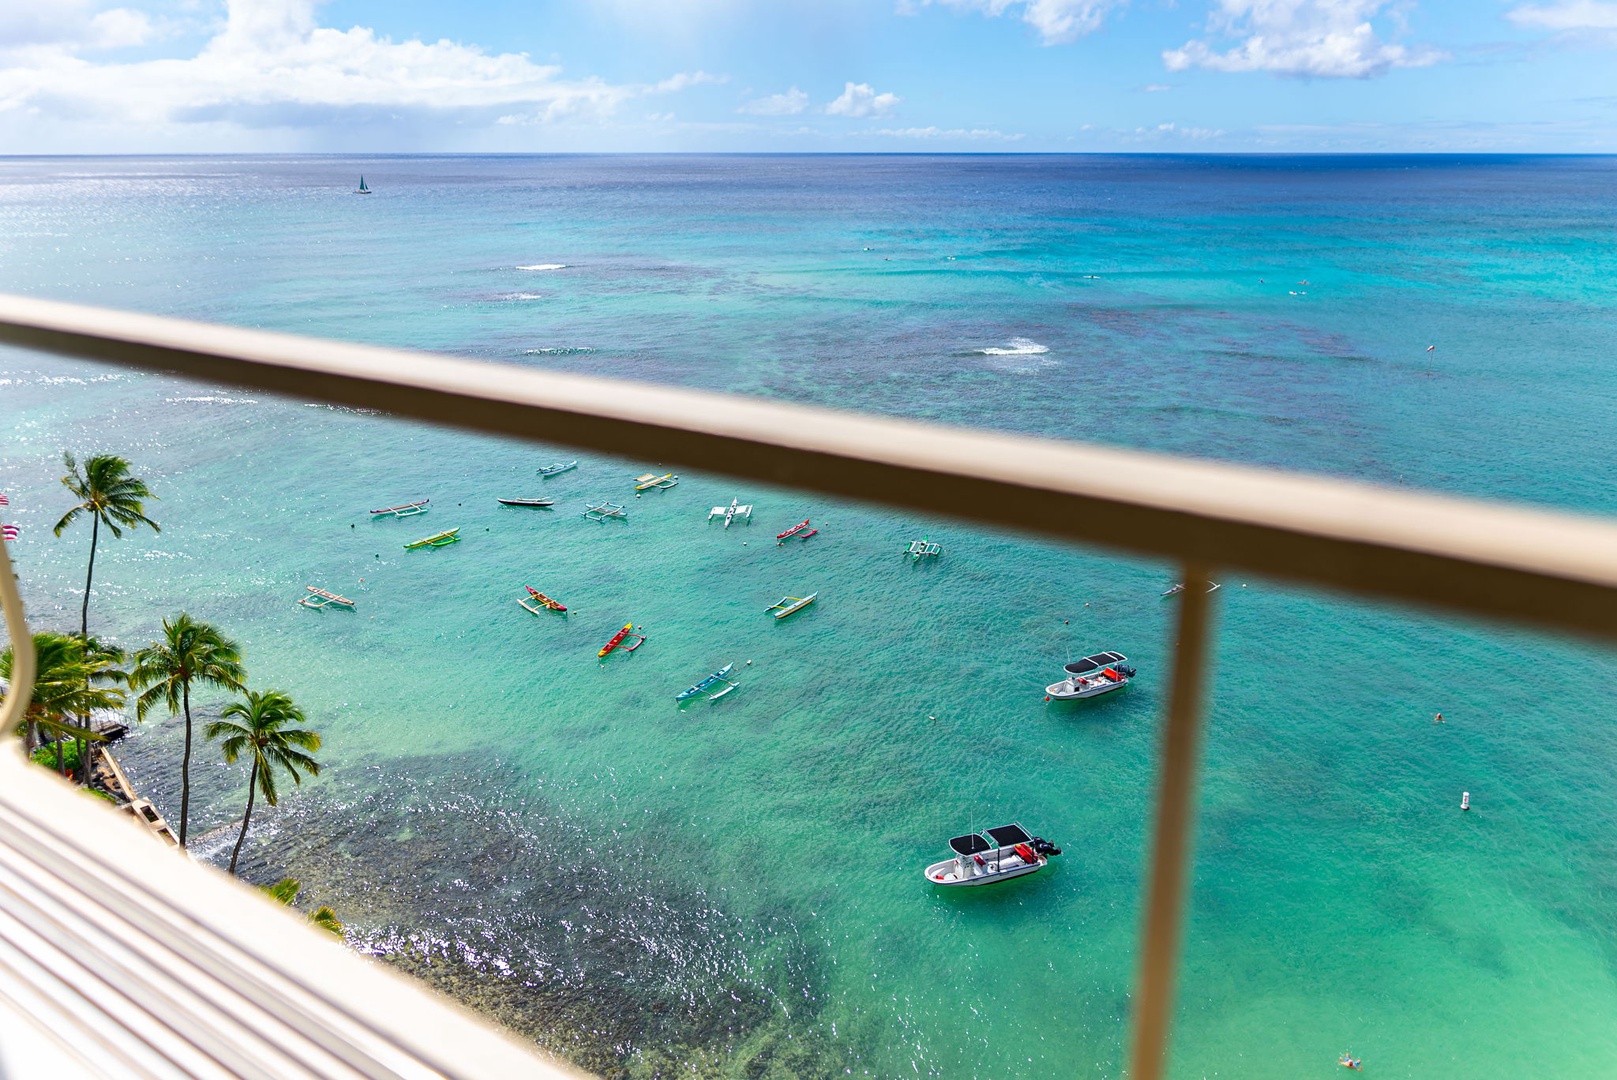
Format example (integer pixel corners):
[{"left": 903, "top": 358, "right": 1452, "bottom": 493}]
[
  {"left": 1032, "top": 837, "right": 1062, "bottom": 857},
  {"left": 1118, "top": 666, "right": 1137, "bottom": 679}
]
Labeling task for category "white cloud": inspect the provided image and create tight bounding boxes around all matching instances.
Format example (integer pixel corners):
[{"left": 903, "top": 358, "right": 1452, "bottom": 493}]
[
  {"left": 1142, "top": 83, "right": 1172, "bottom": 91},
  {"left": 738, "top": 87, "right": 809, "bottom": 115},
  {"left": 1507, "top": 1, "right": 1617, "bottom": 28},
  {"left": 651, "top": 70, "right": 724, "bottom": 93},
  {"left": 0, "top": 0, "right": 710, "bottom": 141},
  {"left": 825, "top": 81, "right": 900, "bottom": 118},
  {"left": 865, "top": 126, "right": 1024, "bottom": 139},
  {"left": 0, "top": 2, "right": 153, "bottom": 52},
  {"left": 1163, "top": 0, "right": 1445, "bottom": 78},
  {"left": 915, "top": 0, "right": 1124, "bottom": 45}
]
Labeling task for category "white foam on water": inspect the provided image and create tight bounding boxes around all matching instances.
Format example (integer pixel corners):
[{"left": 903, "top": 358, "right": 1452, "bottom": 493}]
[
  {"left": 976, "top": 337, "right": 1049, "bottom": 356},
  {"left": 167, "top": 395, "right": 258, "bottom": 405},
  {"left": 515, "top": 263, "right": 568, "bottom": 271},
  {"left": 523, "top": 346, "right": 596, "bottom": 356}
]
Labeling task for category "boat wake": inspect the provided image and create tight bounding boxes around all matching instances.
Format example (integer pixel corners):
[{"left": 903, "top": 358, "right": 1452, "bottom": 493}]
[
  {"left": 515, "top": 263, "right": 568, "bottom": 271},
  {"left": 492, "top": 292, "right": 544, "bottom": 301},
  {"left": 523, "top": 346, "right": 595, "bottom": 356},
  {"left": 976, "top": 337, "right": 1049, "bottom": 356},
  {"left": 976, "top": 337, "right": 1055, "bottom": 374}
]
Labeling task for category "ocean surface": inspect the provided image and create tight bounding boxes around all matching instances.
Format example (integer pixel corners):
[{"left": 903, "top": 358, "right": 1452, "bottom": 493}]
[{"left": 4, "top": 154, "right": 1617, "bottom": 1078}]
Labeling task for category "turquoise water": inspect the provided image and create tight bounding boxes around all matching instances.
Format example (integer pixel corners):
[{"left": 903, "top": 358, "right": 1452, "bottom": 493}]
[{"left": 4, "top": 155, "right": 1617, "bottom": 1077}]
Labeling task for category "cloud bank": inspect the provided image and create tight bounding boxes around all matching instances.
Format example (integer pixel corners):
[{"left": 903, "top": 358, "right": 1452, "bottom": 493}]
[
  {"left": 0, "top": 0, "right": 709, "bottom": 145},
  {"left": 1164, "top": 0, "right": 1445, "bottom": 78}
]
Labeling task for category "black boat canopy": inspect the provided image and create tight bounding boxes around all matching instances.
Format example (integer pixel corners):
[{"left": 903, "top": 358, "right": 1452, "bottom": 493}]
[
  {"left": 1065, "top": 651, "right": 1127, "bottom": 676},
  {"left": 948, "top": 833, "right": 993, "bottom": 856},
  {"left": 985, "top": 823, "right": 1033, "bottom": 847}
]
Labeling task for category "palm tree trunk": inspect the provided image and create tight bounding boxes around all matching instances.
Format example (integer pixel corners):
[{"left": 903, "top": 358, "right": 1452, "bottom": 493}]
[
  {"left": 228, "top": 759, "right": 258, "bottom": 875},
  {"left": 179, "top": 680, "right": 192, "bottom": 849},
  {"left": 80, "top": 513, "right": 99, "bottom": 640}
]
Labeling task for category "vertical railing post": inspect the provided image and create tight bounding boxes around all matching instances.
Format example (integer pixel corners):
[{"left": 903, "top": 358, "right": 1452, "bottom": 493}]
[
  {"left": 1128, "top": 563, "right": 1216, "bottom": 1080},
  {"left": 0, "top": 533, "right": 35, "bottom": 738}
]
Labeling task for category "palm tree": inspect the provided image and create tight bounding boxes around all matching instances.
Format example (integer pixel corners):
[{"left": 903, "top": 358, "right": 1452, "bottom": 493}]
[
  {"left": 72, "top": 635, "right": 127, "bottom": 784},
  {"left": 53, "top": 453, "right": 160, "bottom": 639},
  {"left": 129, "top": 615, "right": 246, "bottom": 848},
  {"left": 1, "top": 631, "right": 124, "bottom": 762},
  {"left": 260, "top": 877, "right": 344, "bottom": 937},
  {"left": 206, "top": 689, "right": 321, "bottom": 875}
]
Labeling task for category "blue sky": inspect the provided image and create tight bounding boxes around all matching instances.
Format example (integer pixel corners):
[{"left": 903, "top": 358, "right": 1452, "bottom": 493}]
[{"left": 0, "top": 0, "right": 1614, "bottom": 152}]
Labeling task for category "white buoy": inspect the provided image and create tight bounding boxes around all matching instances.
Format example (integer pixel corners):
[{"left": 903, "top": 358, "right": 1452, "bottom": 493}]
[{"left": 1461, "top": 791, "right": 1470, "bottom": 811}]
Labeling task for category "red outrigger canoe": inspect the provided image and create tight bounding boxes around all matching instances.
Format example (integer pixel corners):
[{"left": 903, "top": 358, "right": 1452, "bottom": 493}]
[
  {"left": 776, "top": 519, "right": 818, "bottom": 543},
  {"left": 597, "top": 623, "right": 646, "bottom": 658}
]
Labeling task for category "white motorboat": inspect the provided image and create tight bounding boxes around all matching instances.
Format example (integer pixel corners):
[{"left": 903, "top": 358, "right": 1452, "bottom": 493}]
[
  {"left": 925, "top": 823, "right": 1061, "bottom": 887},
  {"left": 1046, "top": 650, "right": 1135, "bottom": 700}
]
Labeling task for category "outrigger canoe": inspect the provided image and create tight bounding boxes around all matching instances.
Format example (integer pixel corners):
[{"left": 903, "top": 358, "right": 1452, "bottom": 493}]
[
  {"left": 404, "top": 528, "right": 460, "bottom": 550},
  {"left": 598, "top": 623, "right": 646, "bottom": 657},
  {"left": 498, "top": 497, "right": 555, "bottom": 508},
  {"left": 298, "top": 587, "right": 355, "bottom": 610},
  {"left": 519, "top": 586, "right": 566, "bottom": 614},
  {"left": 776, "top": 519, "right": 818, "bottom": 543},
  {"left": 676, "top": 663, "right": 736, "bottom": 702},
  {"left": 766, "top": 593, "right": 817, "bottom": 620},
  {"left": 371, "top": 500, "right": 429, "bottom": 518}
]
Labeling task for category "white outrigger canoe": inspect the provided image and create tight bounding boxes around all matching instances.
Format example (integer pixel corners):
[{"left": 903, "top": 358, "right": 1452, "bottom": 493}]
[
  {"left": 1046, "top": 650, "right": 1136, "bottom": 700},
  {"left": 925, "top": 823, "right": 1061, "bottom": 887}
]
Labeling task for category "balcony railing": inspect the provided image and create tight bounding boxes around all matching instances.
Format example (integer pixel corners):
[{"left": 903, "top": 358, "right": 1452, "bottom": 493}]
[{"left": 4, "top": 292, "right": 1617, "bottom": 1079}]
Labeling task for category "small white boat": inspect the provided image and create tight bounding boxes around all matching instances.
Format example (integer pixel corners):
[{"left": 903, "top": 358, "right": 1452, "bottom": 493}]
[
  {"left": 709, "top": 498, "right": 753, "bottom": 527},
  {"left": 1046, "top": 651, "right": 1135, "bottom": 700},
  {"left": 539, "top": 461, "right": 578, "bottom": 477},
  {"left": 766, "top": 593, "right": 817, "bottom": 620},
  {"left": 925, "top": 824, "right": 1061, "bottom": 887}
]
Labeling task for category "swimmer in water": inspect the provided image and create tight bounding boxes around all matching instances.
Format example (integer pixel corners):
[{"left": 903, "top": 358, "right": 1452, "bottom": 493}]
[
  {"left": 1339, "top": 1052, "right": 1362, "bottom": 1070},
  {"left": 1434, "top": 712, "right": 1444, "bottom": 723}
]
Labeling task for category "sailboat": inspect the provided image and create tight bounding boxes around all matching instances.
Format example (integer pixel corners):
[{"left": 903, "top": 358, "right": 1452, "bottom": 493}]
[{"left": 354, "top": 176, "right": 372, "bottom": 194}]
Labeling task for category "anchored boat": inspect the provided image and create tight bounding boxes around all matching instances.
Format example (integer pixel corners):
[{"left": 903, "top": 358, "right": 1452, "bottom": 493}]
[
  {"left": 518, "top": 586, "right": 566, "bottom": 614},
  {"left": 925, "top": 824, "right": 1061, "bottom": 887},
  {"left": 404, "top": 528, "right": 460, "bottom": 550},
  {"left": 766, "top": 593, "right": 817, "bottom": 620},
  {"left": 498, "top": 497, "right": 555, "bottom": 508},
  {"left": 371, "top": 500, "right": 429, "bottom": 518},
  {"left": 676, "top": 663, "right": 737, "bottom": 702},
  {"left": 904, "top": 538, "right": 942, "bottom": 559},
  {"left": 709, "top": 498, "right": 753, "bottom": 528},
  {"left": 298, "top": 587, "right": 354, "bottom": 611},
  {"left": 633, "top": 472, "right": 679, "bottom": 492},
  {"left": 597, "top": 623, "right": 646, "bottom": 657},
  {"left": 776, "top": 519, "right": 818, "bottom": 543},
  {"left": 539, "top": 461, "right": 578, "bottom": 477},
  {"left": 581, "top": 501, "right": 627, "bottom": 522},
  {"left": 1162, "top": 581, "right": 1221, "bottom": 597},
  {"left": 1046, "top": 651, "right": 1135, "bottom": 700}
]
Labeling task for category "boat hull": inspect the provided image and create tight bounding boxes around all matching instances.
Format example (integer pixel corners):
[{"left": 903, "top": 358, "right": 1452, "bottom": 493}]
[
  {"left": 1046, "top": 676, "right": 1128, "bottom": 700},
  {"left": 925, "top": 854, "right": 1046, "bottom": 887}
]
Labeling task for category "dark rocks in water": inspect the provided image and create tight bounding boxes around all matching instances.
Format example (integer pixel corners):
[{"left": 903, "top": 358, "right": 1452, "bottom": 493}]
[{"left": 238, "top": 756, "right": 861, "bottom": 1079}]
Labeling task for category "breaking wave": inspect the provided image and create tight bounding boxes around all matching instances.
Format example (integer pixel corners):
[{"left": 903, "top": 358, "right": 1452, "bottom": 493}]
[{"left": 976, "top": 337, "right": 1049, "bottom": 356}]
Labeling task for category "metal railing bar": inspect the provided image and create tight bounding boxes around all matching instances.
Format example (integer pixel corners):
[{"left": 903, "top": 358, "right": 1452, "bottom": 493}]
[
  {"left": 4, "top": 294, "right": 1617, "bottom": 639},
  {"left": 1129, "top": 565, "right": 1216, "bottom": 1080}
]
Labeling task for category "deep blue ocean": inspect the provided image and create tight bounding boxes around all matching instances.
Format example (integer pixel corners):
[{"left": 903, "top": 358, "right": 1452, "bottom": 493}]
[{"left": 4, "top": 155, "right": 1617, "bottom": 1078}]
